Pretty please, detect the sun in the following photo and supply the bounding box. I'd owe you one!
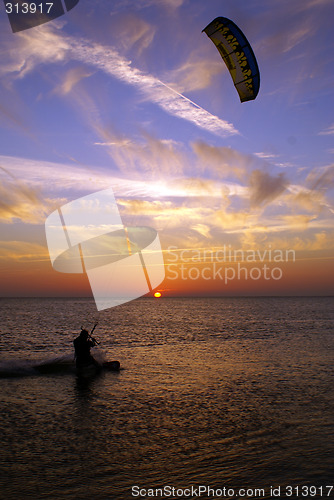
[154,291,162,298]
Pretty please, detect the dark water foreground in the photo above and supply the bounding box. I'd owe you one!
[0,297,333,500]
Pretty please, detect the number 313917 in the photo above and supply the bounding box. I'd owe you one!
[5,3,54,14]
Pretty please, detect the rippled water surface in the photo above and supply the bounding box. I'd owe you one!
[0,297,333,499]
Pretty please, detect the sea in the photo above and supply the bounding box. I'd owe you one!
[0,296,333,500]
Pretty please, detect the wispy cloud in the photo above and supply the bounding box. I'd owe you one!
[254,152,279,160]
[289,189,327,213]
[1,147,332,256]
[55,66,94,95]
[318,124,334,136]
[111,13,156,55]
[6,25,238,137]
[192,141,255,180]
[94,132,188,178]
[257,14,314,58]
[0,153,246,203]
[240,227,334,253]
[0,175,55,224]
[0,241,49,262]
[165,53,223,93]
[306,165,334,190]
[1,152,333,260]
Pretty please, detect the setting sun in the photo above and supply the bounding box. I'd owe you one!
[154,292,162,298]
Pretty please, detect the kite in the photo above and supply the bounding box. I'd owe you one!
[203,17,260,102]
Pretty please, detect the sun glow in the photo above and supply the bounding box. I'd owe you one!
[154,292,162,298]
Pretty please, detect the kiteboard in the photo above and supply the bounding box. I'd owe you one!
[75,360,120,379]
[0,356,121,378]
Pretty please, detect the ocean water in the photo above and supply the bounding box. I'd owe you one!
[0,296,333,500]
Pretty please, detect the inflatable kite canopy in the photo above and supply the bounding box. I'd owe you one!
[203,17,260,102]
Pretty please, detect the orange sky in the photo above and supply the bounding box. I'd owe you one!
[1,243,332,297]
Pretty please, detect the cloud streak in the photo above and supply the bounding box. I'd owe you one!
[0,178,53,224]
[10,25,238,137]
[318,124,334,136]
[71,39,237,136]
[165,53,224,93]
[55,66,94,95]
[112,14,156,55]
[0,241,49,262]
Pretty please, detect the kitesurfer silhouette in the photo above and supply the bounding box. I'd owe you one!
[73,325,98,369]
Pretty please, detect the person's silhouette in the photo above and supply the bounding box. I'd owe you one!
[73,329,98,368]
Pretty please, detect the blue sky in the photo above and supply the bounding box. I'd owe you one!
[0,0,333,295]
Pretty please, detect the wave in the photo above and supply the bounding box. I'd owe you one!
[0,354,75,378]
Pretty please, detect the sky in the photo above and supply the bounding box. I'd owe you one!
[0,0,333,298]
